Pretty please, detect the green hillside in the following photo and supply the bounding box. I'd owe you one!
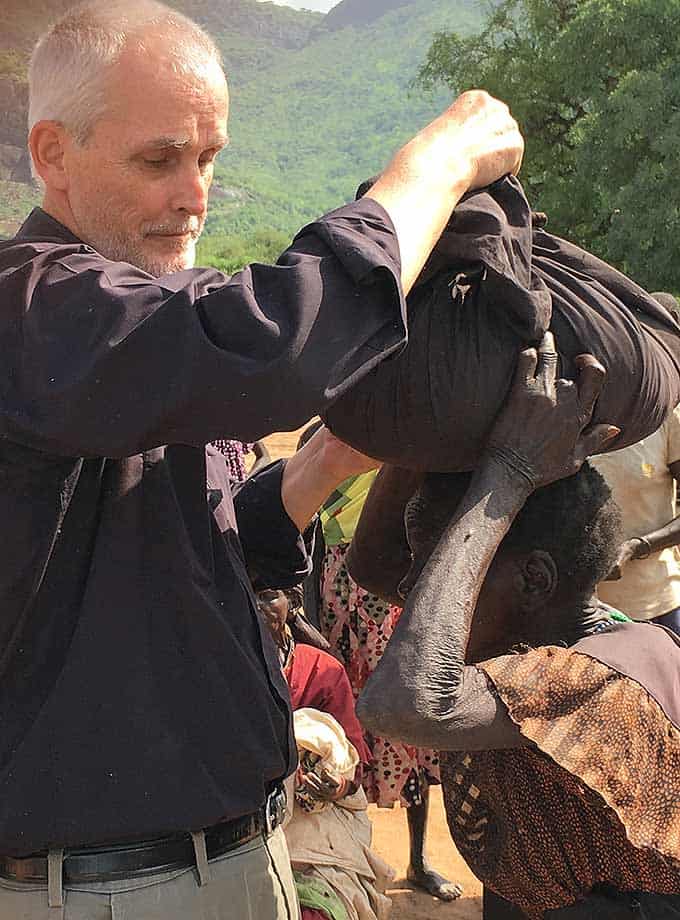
[201,0,481,266]
[322,0,413,30]
[0,0,483,261]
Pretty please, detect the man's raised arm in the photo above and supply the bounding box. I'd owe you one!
[365,91,524,294]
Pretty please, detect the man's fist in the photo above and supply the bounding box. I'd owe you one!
[446,90,524,190]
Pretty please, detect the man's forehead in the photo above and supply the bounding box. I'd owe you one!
[102,44,229,135]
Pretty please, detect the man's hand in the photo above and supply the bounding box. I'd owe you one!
[308,426,379,484]
[281,424,379,533]
[441,90,524,190]
[485,332,620,491]
[365,90,523,294]
[604,538,647,580]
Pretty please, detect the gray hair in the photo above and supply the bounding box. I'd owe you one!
[28,0,223,144]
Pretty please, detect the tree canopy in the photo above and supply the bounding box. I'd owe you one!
[416,0,680,292]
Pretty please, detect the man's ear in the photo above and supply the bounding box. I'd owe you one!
[29,121,69,191]
[513,550,558,611]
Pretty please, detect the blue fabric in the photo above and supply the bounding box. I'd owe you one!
[653,606,680,636]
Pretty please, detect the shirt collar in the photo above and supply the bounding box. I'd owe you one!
[15,207,83,245]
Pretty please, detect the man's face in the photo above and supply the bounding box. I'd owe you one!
[62,41,228,276]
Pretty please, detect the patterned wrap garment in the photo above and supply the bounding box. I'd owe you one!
[441,631,680,918]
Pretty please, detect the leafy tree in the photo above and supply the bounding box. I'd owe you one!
[415,0,680,291]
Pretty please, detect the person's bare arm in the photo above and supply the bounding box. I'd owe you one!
[357,336,618,750]
[281,425,378,533]
[366,91,524,294]
[605,459,680,579]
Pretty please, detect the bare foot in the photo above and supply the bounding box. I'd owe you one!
[407,863,463,901]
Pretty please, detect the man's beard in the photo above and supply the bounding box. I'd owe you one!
[82,215,203,277]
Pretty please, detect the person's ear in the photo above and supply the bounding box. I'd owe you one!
[29,121,70,191]
[513,550,557,611]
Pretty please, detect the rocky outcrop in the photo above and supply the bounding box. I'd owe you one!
[0,77,29,149]
[0,144,23,180]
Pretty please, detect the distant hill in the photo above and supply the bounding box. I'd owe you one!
[207,0,482,241]
[322,0,412,31]
[0,0,483,249]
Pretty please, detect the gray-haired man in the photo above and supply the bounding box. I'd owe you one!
[0,1,523,916]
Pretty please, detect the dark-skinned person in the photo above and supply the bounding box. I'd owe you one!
[256,586,394,920]
[592,400,680,636]
[356,334,680,919]
[0,0,523,914]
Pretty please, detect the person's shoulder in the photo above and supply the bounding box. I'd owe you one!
[295,643,344,673]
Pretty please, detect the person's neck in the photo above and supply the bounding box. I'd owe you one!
[41,192,80,240]
[521,595,611,650]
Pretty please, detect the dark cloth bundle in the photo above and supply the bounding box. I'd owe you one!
[324,176,680,471]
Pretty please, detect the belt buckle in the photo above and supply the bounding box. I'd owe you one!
[265,786,286,835]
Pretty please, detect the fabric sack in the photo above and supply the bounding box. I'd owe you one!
[324,176,680,472]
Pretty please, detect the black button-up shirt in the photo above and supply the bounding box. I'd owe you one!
[0,202,405,855]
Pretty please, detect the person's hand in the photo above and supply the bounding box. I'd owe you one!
[443,90,524,190]
[282,423,379,532]
[299,769,346,803]
[485,332,620,491]
[604,538,647,580]
[307,425,380,484]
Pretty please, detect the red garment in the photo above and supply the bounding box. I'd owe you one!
[285,643,371,765]
[302,912,330,920]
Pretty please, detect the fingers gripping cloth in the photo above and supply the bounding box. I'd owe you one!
[324,176,680,472]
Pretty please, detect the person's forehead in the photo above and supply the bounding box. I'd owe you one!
[101,46,229,143]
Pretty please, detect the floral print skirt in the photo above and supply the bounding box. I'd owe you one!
[319,543,440,808]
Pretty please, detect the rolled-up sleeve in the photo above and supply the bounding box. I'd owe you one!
[2,199,406,457]
[234,460,313,590]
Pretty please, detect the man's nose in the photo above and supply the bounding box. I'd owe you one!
[172,163,209,217]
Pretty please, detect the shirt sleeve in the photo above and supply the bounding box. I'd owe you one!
[233,460,313,590]
[4,199,406,457]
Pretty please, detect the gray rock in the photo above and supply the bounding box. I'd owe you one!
[0,144,22,180]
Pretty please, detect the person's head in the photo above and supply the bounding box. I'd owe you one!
[403,463,621,662]
[256,588,293,649]
[28,0,228,275]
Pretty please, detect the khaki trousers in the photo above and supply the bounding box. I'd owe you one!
[0,826,300,920]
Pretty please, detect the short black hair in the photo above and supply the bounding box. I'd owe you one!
[407,463,622,602]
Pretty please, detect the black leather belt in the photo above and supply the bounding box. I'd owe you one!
[0,785,287,885]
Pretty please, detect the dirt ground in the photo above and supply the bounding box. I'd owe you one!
[369,792,482,920]
[263,427,482,920]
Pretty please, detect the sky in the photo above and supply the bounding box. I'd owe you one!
[259,0,339,10]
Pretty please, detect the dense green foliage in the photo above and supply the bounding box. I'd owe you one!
[196,227,290,273]
[0,0,481,268]
[416,0,680,291]
[206,0,479,249]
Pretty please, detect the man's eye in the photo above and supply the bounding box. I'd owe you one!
[143,158,169,169]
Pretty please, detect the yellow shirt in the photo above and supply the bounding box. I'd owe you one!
[592,405,680,620]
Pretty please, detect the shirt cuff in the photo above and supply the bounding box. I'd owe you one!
[295,197,408,339]
[234,460,313,590]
